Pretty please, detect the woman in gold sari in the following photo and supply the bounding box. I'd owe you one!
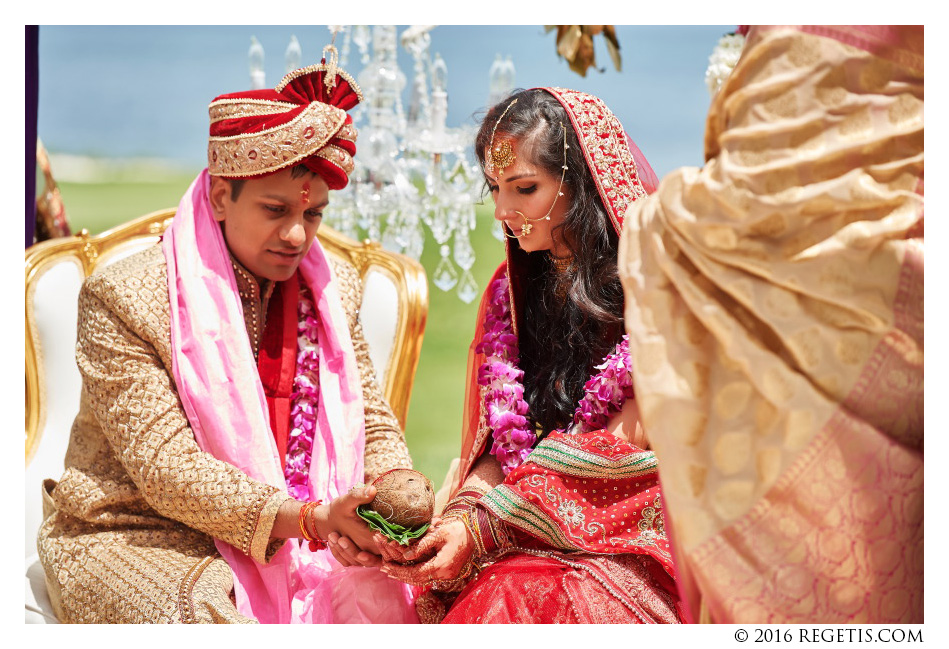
[618,25,923,623]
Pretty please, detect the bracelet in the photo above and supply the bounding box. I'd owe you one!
[443,505,509,559]
[467,511,487,557]
[476,506,510,554]
[442,486,488,518]
[299,500,327,552]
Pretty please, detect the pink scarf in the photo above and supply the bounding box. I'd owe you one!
[163,170,416,623]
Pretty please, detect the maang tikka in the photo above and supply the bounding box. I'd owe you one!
[486,98,518,176]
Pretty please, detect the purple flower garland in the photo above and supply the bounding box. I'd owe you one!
[478,276,635,475]
[475,277,533,475]
[573,336,636,432]
[285,283,321,500]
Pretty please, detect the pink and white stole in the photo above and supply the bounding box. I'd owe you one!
[163,170,415,623]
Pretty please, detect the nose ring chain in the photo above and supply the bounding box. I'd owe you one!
[500,123,569,240]
[503,210,534,238]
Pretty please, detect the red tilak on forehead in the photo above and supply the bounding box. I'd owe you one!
[300,181,310,205]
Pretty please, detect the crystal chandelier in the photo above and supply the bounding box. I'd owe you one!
[247,27,497,303]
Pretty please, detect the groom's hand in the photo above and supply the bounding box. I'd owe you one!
[314,484,383,565]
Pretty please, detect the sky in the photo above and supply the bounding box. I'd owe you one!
[36,25,730,180]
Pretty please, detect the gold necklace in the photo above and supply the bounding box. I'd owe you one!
[548,254,572,274]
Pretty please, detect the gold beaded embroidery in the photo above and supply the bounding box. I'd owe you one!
[36,245,413,622]
[208,98,299,124]
[335,122,358,144]
[177,556,215,623]
[544,87,648,233]
[230,258,271,359]
[274,63,364,102]
[208,101,347,178]
[313,143,356,177]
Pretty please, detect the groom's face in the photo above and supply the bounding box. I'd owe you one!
[209,168,329,282]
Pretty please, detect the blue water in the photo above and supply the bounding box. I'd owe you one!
[37,25,729,179]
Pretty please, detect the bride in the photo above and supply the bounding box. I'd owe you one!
[377,88,682,624]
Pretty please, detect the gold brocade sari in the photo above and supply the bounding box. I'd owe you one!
[618,26,923,623]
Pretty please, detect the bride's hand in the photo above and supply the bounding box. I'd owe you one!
[372,515,442,564]
[379,518,473,586]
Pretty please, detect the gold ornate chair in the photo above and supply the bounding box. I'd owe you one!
[25,208,427,623]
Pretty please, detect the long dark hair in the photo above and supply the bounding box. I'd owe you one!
[475,89,625,437]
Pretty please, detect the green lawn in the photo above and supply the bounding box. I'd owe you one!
[55,176,503,487]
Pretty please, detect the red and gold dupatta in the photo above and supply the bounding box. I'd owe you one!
[449,90,678,602]
[453,87,659,494]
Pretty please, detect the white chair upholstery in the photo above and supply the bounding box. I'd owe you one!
[25,210,427,622]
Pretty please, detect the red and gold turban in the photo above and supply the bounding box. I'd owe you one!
[207,63,362,189]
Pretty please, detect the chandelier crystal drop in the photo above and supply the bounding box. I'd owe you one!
[334,25,483,301]
[248,28,518,302]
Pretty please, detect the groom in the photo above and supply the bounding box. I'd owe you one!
[36,60,418,623]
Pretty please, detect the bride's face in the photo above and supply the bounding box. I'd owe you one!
[484,137,571,256]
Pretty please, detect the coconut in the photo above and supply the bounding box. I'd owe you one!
[368,469,435,528]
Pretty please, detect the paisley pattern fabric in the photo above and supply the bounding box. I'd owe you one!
[36,245,411,623]
[482,431,673,572]
[618,26,923,623]
[441,431,682,624]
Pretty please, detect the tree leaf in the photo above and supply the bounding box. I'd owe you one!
[603,25,622,72]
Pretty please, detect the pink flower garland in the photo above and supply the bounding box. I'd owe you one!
[573,336,635,433]
[476,277,533,475]
[285,283,321,500]
[479,276,635,474]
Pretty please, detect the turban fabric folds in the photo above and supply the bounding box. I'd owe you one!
[207,64,361,189]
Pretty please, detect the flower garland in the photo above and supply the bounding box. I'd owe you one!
[573,335,635,432]
[475,277,533,475]
[285,282,321,500]
[704,32,746,97]
[478,275,635,475]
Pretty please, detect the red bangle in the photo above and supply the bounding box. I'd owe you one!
[299,500,327,551]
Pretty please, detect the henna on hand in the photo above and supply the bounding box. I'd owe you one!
[380,519,473,585]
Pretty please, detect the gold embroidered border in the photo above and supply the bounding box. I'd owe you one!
[248,492,291,563]
[484,472,670,557]
[528,438,659,479]
[545,87,647,233]
[481,486,578,551]
[497,547,652,623]
[208,101,346,178]
[177,556,215,623]
[208,98,299,124]
[335,122,357,144]
[275,64,364,103]
[313,143,355,177]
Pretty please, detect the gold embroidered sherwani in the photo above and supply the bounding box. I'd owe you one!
[36,244,412,623]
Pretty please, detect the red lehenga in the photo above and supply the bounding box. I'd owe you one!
[434,88,680,624]
[443,428,681,624]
